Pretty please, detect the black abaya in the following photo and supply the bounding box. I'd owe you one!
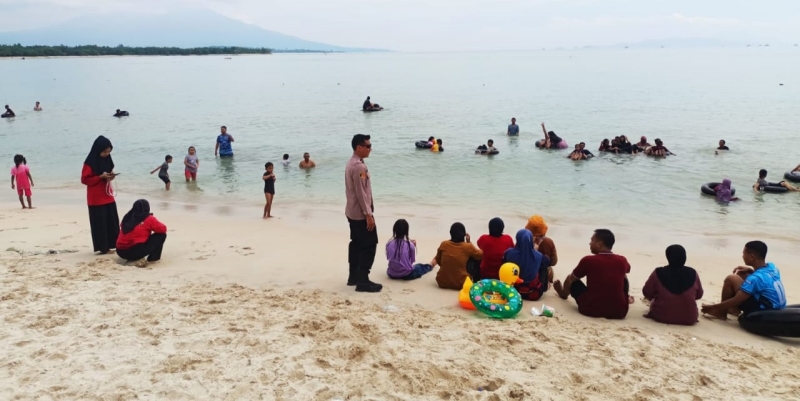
[88,202,120,253]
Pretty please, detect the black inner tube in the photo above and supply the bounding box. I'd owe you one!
[784,171,800,183]
[701,182,736,197]
[739,304,800,337]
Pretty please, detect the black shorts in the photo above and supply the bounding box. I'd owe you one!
[739,297,763,315]
[159,175,170,184]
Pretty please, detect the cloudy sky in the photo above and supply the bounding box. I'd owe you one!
[0,0,797,51]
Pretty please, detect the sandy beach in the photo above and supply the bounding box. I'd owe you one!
[1,190,799,400]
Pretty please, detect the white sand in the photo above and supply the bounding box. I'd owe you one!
[1,190,799,400]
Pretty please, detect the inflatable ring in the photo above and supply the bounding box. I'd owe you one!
[1,113,13,118]
[476,150,500,155]
[469,279,523,319]
[701,182,736,197]
[739,304,800,337]
[415,141,432,149]
[784,171,800,183]
[762,185,788,194]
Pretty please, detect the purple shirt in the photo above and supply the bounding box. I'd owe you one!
[386,239,416,278]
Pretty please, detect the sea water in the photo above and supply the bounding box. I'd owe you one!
[1,49,799,239]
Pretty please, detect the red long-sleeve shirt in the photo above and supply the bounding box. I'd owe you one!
[81,164,115,206]
[116,215,167,250]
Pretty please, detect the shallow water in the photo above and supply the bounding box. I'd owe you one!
[1,48,799,237]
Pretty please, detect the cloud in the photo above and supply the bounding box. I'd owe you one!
[0,0,797,50]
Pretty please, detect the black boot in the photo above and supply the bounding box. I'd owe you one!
[355,271,382,293]
[347,267,358,286]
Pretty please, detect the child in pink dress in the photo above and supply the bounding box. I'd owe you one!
[10,154,34,209]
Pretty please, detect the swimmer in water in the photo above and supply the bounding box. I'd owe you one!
[645,138,675,157]
[431,139,444,152]
[567,144,587,160]
[299,152,316,169]
[753,169,799,192]
[33,102,42,111]
[113,109,128,117]
[2,105,15,117]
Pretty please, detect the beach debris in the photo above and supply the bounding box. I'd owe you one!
[383,305,400,313]
[6,247,78,256]
[531,304,555,317]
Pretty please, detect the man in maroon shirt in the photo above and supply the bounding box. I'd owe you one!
[554,229,633,319]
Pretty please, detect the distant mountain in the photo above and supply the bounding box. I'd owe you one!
[0,9,387,52]
[594,38,749,49]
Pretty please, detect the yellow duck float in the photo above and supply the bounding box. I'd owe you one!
[459,263,523,310]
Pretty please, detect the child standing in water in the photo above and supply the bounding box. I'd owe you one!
[150,155,172,190]
[10,154,34,209]
[184,146,199,182]
[262,162,276,218]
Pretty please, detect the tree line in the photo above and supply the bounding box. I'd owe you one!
[0,44,272,57]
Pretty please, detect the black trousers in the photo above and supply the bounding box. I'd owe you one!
[117,233,167,262]
[348,218,378,278]
[88,202,120,253]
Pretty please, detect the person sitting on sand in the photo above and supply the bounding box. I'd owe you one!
[700,241,786,319]
[504,229,552,301]
[386,219,433,280]
[753,169,799,192]
[507,118,519,136]
[553,229,633,319]
[645,138,675,157]
[116,199,167,268]
[525,215,558,267]
[431,139,444,152]
[716,179,739,202]
[642,245,704,326]
[434,222,483,290]
[34,102,42,111]
[2,105,15,117]
[299,152,316,169]
[476,218,514,280]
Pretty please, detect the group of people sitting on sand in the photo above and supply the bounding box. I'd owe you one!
[384,216,788,325]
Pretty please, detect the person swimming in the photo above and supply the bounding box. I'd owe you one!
[2,105,15,118]
[33,102,42,111]
[645,138,675,157]
[362,96,381,111]
[476,139,497,154]
[113,109,129,117]
[431,139,444,152]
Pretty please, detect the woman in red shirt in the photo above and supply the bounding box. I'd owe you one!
[116,199,167,267]
[81,136,119,254]
[476,218,514,279]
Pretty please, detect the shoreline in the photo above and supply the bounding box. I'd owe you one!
[1,192,799,399]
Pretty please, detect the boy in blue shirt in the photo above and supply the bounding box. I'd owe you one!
[702,241,787,319]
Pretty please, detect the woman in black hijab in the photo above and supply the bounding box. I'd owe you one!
[81,135,119,254]
[642,245,704,325]
[116,199,168,267]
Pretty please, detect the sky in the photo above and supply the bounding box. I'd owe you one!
[0,0,798,51]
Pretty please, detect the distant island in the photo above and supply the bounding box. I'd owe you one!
[0,44,275,58]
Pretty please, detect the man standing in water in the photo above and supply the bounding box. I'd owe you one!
[299,152,316,169]
[507,117,519,136]
[345,134,382,293]
[215,126,235,158]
